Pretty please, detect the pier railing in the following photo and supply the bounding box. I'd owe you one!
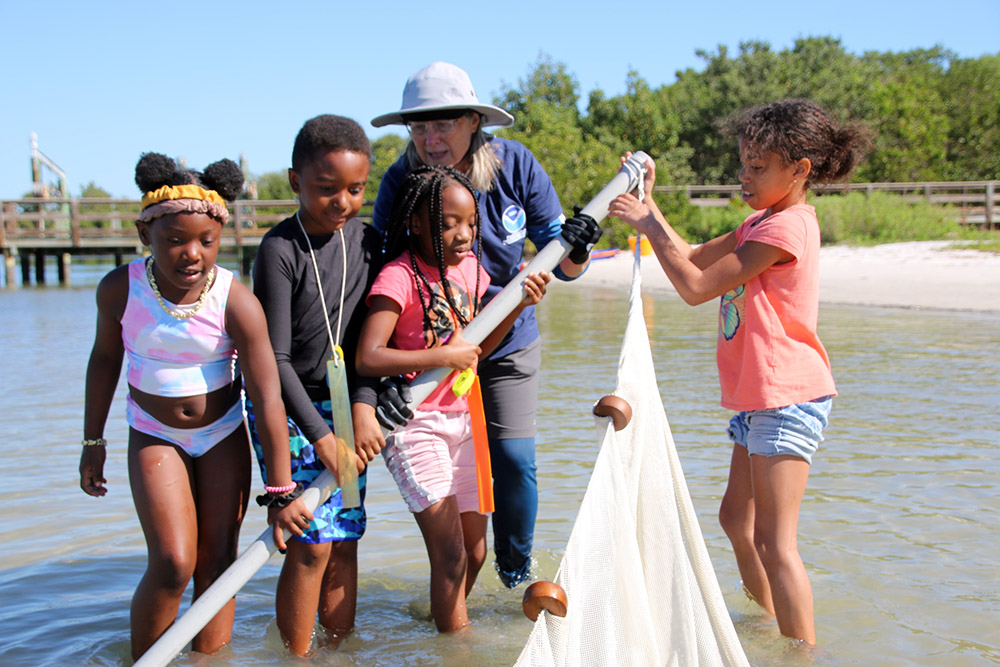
[3,180,995,250]
[0,198,375,250]
[0,198,372,285]
[1,181,996,285]
[654,180,997,227]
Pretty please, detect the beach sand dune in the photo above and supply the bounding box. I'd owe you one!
[564,241,1000,312]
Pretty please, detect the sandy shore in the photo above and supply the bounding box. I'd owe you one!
[561,241,1000,312]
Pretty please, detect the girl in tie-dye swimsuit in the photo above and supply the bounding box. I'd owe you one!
[77,153,312,661]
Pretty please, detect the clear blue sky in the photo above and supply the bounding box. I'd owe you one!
[1,0,997,199]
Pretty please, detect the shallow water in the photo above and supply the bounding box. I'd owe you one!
[1,258,998,665]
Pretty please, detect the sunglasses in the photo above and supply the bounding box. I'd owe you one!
[406,118,463,137]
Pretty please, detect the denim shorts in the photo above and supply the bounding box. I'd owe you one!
[727,396,833,465]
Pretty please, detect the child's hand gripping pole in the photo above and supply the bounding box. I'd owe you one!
[327,345,361,508]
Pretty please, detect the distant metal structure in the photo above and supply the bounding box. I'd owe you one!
[30,132,67,198]
[29,132,70,231]
[240,152,258,200]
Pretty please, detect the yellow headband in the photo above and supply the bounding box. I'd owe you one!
[141,184,226,210]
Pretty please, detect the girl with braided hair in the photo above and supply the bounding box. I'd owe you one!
[357,165,550,632]
[78,153,308,659]
[372,63,602,589]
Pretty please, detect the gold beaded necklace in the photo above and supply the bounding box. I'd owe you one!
[145,256,217,320]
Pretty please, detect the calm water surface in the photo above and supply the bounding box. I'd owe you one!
[1,258,998,665]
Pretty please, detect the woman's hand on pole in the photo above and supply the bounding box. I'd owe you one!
[561,207,603,264]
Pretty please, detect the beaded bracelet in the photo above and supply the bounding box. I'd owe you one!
[82,438,107,447]
[264,482,297,494]
[255,482,305,509]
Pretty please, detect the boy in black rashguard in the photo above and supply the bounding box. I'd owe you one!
[246,115,382,655]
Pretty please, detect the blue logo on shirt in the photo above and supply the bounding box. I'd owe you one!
[501,205,527,245]
[502,205,525,233]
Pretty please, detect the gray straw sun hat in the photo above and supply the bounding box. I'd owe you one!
[371,62,515,129]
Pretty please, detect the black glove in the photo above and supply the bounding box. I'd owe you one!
[561,206,602,264]
[375,377,413,430]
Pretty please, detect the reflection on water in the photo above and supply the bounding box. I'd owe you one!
[1,264,998,666]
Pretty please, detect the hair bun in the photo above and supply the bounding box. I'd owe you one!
[201,159,244,202]
[135,152,179,193]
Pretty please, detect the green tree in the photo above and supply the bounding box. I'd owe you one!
[234,43,1000,242]
[80,181,110,198]
[585,70,695,185]
[254,170,295,200]
[494,56,619,215]
[939,54,1000,179]
[670,41,793,183]
[368,133,407,198]
[78,181,133,228]
[668,38,883,184]
[856,47,951,181]
[496,53,581,121]
[780,37,871,115]
[496,99,619,216]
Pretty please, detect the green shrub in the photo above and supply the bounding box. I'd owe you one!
[673,200,748,244]
[598,190,737,248]
[599,190,966,249]
[813,191,959,245]
[948,238,1000,253]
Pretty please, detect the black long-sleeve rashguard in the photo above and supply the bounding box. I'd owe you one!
[252,215,382,443]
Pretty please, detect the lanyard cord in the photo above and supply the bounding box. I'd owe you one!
[295,211,347,364]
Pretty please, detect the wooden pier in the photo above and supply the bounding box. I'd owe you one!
[2,181,996,287]
[0,198,372,287]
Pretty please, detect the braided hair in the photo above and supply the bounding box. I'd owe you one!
[382,165,483,346]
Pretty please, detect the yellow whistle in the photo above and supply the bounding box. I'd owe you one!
[452,368,476,397]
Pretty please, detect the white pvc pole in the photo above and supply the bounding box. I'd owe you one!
[406,150,649,406]
[134,151,648,667]
[133,475,339,667]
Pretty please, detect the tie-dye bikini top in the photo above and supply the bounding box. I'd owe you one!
[122,257,239,397]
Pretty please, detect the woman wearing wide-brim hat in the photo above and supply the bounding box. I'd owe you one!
[371,61,601,589]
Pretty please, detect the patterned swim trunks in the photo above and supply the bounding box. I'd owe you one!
[246,398,366,544]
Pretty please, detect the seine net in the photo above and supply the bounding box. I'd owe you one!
[515,251,749,667]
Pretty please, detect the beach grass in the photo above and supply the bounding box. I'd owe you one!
[950,238,1000,253]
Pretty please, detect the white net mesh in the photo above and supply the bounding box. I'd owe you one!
[516,251,749,667]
